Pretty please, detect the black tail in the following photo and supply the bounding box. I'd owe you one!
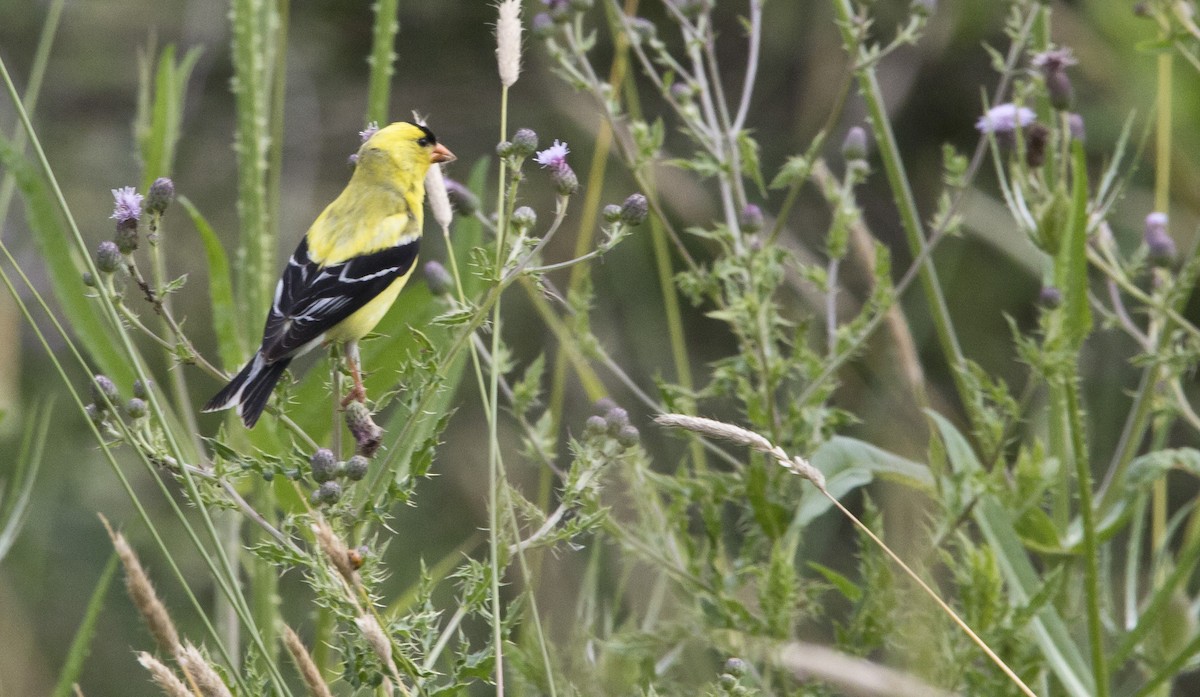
[202,352,292,428]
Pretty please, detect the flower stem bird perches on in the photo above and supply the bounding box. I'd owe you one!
[204,121,455,428]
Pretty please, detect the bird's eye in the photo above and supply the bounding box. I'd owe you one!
[417,136,431,147]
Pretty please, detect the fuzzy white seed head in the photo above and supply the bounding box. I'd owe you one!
[425,163,454,230]
[496,0,523,87]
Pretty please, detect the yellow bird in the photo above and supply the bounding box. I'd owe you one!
[204,121,455,427]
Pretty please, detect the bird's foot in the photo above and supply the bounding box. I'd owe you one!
[340,384,367,407]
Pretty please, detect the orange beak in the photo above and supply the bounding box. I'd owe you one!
[430,143,456,164]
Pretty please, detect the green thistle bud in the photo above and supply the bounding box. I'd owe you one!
[616,424,640,447]
[724,658,747,677]
[841,126,868,163]
[584,415,607,436]
[511,129,539,158]
[496,140,514,158]
[92,374,118,407]
[739,204,763,233]
[511,206,538,230]
[344,455,369,481]
[85,403,103,425]
[444,179,479,217]
[345,402,383,457]
[424,261,454,297]
[602,204,622,224]
[145,177,175,216]
[96,241,123,274]
[619,193,648,226]
[552,165,579,196]
[133,379,151,400]
[310,448,338,483]
[81,271,96,288]
[532,13,556,38]
[604,407,629,432]
[115,223,139,255]
[311,480,342,505]
[125,398,148,419]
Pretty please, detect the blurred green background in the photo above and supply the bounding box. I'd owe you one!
[1,1,1196,694]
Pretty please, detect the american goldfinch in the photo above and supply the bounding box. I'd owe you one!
[204,121,455,427]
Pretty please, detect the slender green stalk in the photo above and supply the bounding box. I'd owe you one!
[1064,378,1108,697]
[488,83,511,695]
[367,0,400,124]
[831,0,977,430]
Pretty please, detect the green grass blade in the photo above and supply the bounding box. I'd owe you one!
[1057,142,1092,346]
[0,399,50,561]
[181,196,244,369]
[0,136,134,385]
[49,553,119,697]
[137,45,201,187]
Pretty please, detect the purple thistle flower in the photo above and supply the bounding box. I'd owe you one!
[1031,48,1077,72]
[109,187,143,224]
[534,140,570,170]
[975,104,1036,135]
[359,122,380,143]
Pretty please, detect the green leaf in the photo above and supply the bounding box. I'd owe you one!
[929,411,1095,697]
[737,130,766,196]
[0,136,134,385]
[181,196,244,370]
[136,44,201,187]
[0,399,50,561]
[808,561,862,602]
[1055,142,1092,347]
[50,553,118,697]
[770,155,812,189]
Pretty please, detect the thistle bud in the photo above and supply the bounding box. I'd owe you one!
[604,407,629,433]
[620,193,649,226]
[115,224,139,255]
[133,379,152,400]
[584,415,607,436]
[511,128,539,158]
[444,179,480,217]
[343,455,369,481]
[1032,49,1077,112]
[310,448,338,483]
[629,17,657,44]
[511,206,538,230]
[739,204,763,233]
[311,480,342,505]
[1144,211,1176,264]
[1067,113,1085,142]
[126,398,148,419]
[496,140,514,158]
[724,658,748,677]
[424,261,454,297]
[602,204,623,224]
[1024,123,1050,168]
[841,126,868,163]
[532,13,555,38]
[145,178,175,216]
[92,374,118,407]
[96,241,123,273]
[81,271,96,287]
[616,424,640,447]
[552,165,579,196]
[1038,285,1062,308]
[345,402,383,457]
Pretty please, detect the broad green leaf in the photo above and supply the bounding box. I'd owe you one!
[0,136,133,385]
[790,436,932,529]
[181,196,244,370]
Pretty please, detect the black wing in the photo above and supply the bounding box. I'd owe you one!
[259,236,420,362]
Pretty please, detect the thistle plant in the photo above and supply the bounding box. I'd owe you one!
[7,1,1200,696]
